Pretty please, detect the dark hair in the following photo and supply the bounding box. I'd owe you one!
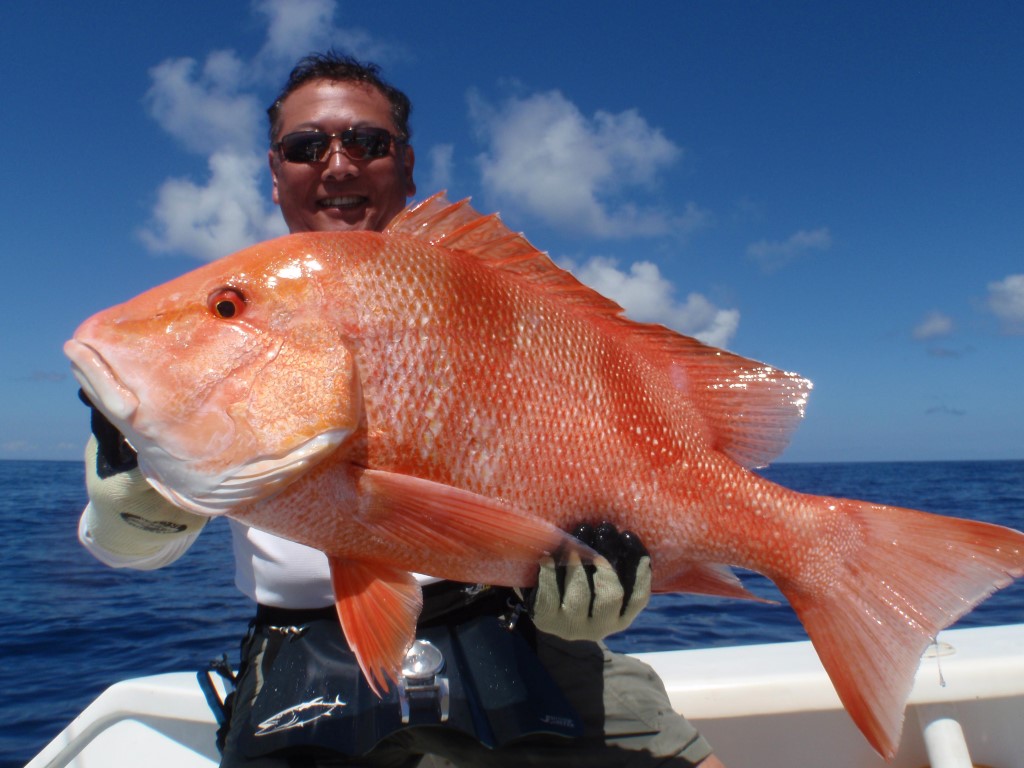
[267,51,412,144]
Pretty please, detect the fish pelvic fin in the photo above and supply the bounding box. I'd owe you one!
[784,498,1024,759]
[355,469,596,586]
[329,557,422,697]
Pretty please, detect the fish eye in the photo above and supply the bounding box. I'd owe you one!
[209,288,246,319]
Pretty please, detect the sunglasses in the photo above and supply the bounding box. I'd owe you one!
[274,127,400,163]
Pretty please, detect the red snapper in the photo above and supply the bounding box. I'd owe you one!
[65,194,1024,758]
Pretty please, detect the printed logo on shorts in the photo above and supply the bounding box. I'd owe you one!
[255,695,347,736]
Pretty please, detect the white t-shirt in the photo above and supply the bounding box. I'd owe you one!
[228,520,336,608]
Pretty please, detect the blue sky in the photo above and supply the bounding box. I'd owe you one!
[3,0,1022,463]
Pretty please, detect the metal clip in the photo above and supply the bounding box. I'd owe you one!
[499,597,526,631]
[268,624,309,638]
[397,639,449,724]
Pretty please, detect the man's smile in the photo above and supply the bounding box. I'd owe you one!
[318,195,367,209]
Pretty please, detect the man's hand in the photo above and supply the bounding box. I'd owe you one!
[83,434,209,558]
[82,389,140,479]
[80,393,207,559]
[527,522,652,642]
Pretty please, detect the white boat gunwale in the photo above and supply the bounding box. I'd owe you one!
[28,622,1024,768]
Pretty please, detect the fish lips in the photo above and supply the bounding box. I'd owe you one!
[64,339,140,426]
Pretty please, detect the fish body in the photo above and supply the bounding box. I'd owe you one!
[66,195,1024,758]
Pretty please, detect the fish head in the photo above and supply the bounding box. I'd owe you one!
[65,233,363,515]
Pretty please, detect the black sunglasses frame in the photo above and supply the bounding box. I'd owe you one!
[274,127,401,163]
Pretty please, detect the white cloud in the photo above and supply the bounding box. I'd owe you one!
[561,255,739,348]
[139,0,400,260]
[424,144,455,194]
[255,0,337,64]
[912,311,954,340]
[986,274,1024,333]
[140,151,287,261]
[925,404,966,417]
[747,227,832,272]
[253,0,400,74]
[469,89,702,238]
[141,49,278,259]
[144,52,263,156]
[0,441,35,455]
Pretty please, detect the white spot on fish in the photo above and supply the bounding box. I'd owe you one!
[277,263,304,280]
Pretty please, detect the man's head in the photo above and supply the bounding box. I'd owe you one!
[268,52,416,234]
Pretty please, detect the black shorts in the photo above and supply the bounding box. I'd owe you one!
[217,583,711,767]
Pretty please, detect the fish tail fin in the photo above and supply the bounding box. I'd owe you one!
[784,498,1024,758]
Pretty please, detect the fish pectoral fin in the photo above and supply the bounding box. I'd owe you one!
[356,469,596,586]
[656,563,774,603]
[328,557,422,697]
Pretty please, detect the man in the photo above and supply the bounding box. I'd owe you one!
[80,52,724,767]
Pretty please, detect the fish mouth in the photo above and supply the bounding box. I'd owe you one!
[64,339,139,424]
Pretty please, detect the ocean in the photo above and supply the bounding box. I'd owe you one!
[4,459,1023,767]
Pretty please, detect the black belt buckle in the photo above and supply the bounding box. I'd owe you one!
[397,639,449,724]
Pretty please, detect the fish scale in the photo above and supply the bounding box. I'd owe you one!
[65,193,1024,758]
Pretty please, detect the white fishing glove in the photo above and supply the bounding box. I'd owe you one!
[79,395,207,566]
[527,522,652,642]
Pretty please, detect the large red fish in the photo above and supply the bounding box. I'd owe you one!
[65,194,1024,758]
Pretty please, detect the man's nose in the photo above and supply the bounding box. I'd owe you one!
[322,139,359,177]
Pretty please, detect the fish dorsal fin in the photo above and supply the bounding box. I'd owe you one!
[388,193,811,468]
[386,192,481,240]
[387,192,622,313]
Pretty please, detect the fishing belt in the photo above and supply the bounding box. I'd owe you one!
[210,581,583,761]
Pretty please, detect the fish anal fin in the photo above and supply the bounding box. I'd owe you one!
[328,557,422,697]
[356,468,596,587]
[783,498,1024,758]
[656,562,773,603]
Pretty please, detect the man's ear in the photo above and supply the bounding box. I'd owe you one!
[402,145,416,197]
[268,149,281,205]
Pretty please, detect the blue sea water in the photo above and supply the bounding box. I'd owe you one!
[3,459,1023,767]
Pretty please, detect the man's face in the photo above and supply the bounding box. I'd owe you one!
[269,79,416,234]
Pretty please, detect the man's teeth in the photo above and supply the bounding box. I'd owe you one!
[319,196,365,208]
